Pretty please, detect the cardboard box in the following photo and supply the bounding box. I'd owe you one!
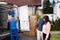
[8,15,12,19]
[30,24,37,30]
[23,15,37,36]
[8,14,17,19]
[24,31,30,36]
[30,15,37,20]
[30,27,36,32]
[29,31,35,36]
[30,15,37,30]
[24,31,35,36]
[24,29,36,36]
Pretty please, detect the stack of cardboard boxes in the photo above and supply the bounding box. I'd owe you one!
[24,15,37,36]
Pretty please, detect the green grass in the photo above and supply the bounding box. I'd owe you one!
[50,34,60,40]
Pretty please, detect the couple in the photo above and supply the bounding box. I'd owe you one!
[37,10,51,40]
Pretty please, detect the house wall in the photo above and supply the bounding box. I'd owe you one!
[54,3,60,18]
[14,6,35,16]
[14,5,57,21]
[28,7,35,15]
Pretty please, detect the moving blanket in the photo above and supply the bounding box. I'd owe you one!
[19,5,30,31]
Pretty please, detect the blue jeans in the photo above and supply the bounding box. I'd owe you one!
[10,29,19,40]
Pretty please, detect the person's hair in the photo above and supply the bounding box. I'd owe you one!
[10,7,13,9]
[43,15,50,24]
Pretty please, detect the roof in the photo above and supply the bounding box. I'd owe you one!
[0,0,41,6]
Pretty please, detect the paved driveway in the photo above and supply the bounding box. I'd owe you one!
[1,33,37,40]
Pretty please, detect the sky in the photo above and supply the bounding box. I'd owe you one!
[41,0,60,6]
[50,0,60,3]
[42,0,60,3]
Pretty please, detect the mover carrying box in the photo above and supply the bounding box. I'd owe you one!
[8,14,17,19]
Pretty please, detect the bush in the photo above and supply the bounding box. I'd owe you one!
[51,18,60,31]
[32,14,40,20]
[43,7,53,14]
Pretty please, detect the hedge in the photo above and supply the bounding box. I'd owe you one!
[51,18,60,31]
[43,7,53,14]
[32,14,60,31]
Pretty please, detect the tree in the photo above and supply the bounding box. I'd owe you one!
[43,0,53,14]
[53,0,55,4]
[57,0,60,3]
[52,0,55,7]
[43,0,46,8]
[46,0,51,8]
[43,0,51,8]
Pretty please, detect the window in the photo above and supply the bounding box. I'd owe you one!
[59,6,60,8]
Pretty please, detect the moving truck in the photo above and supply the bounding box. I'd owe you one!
[0,3,12,40]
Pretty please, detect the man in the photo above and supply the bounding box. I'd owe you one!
[8,7,15,30]
[8,7,15,17]
[37,10,44,40]
[8,16,19,40]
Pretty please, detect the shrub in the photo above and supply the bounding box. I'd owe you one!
[32,14,40,20]
[51,18,60,31]
[43,7,53,14]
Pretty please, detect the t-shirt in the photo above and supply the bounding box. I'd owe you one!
[8,18,17,30]
[38,18,44,31]
[8,11,15,17]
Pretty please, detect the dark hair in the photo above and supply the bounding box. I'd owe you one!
[43,15,50,24]
[10,7,13,9]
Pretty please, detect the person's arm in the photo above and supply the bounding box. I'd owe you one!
[16,19,19,29]
[45,22,51,40]
[37,19,40,24]
[37,19,40,28]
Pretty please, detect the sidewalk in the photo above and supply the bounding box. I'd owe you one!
[51,31,60,34]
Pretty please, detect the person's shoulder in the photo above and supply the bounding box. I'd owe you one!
[38,18,43,21]
[38,18,42,19]
[40,18,43,19]
[47,22,51,25]
[40,18,43,21]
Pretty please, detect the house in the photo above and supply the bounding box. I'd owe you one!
[43,2,60,21]
[53,2,60,18]
[0,0,41,38]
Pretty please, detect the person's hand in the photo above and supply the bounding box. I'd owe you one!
[45,38,48,40]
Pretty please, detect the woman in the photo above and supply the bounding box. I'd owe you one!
[42,16,51,40]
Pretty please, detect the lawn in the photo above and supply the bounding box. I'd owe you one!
[50,34,60,40]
